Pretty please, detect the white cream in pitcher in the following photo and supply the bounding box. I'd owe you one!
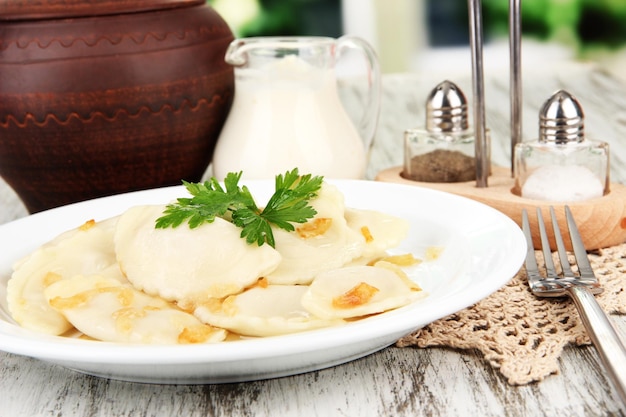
[212,36,381,179]
[213,56,366,179]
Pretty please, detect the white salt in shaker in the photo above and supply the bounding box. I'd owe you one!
[513,90,609,201]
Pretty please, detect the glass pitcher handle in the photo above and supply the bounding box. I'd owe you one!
[336,35,382,152]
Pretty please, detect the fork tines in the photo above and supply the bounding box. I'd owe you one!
[522,206,602,296]
[522,207,626,404]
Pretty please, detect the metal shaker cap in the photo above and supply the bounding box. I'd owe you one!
[426,80,469,133]
[539,90,584,144]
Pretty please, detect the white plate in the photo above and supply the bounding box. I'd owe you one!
[0,180,526,384]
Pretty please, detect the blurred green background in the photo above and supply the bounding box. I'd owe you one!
[207,0,343,38]
[208,0,626,54]
[482,0,626,56]
[207,0,626,76]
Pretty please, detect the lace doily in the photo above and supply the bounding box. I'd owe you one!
[396,243,626,385]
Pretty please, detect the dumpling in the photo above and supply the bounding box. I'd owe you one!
[7,217,120,335]
[45,275,226,344]
[114,205,282,309]
[301,263,427,319]
[194,284,344,337]
[265,183,365,285]
[344,208,410,259]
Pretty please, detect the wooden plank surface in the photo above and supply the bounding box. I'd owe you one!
[1,63,626,416]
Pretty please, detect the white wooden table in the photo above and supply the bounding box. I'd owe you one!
[1,64,626,416]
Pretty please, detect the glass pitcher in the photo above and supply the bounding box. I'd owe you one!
[212,36,381,179]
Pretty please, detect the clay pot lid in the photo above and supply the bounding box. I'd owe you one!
[0,0,206,20]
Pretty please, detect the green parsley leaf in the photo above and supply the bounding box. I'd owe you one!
[262,170,324,231]
[155,168,323,248]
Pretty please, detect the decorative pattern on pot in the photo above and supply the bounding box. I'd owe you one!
[0,0,235,212]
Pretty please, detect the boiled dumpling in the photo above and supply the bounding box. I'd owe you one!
[344,208,410,259]
[45,275,226,344]
[301,263,427,319]
[7,217,120,335]
[114,205,282,309]
[194,284,344,337]
[265,183,365,285]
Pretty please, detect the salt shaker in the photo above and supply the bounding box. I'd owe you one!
[402,80,488,183]
[513,90,609,201]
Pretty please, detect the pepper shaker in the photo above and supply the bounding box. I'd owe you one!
[513,90,609,201]
[402,80,489,183]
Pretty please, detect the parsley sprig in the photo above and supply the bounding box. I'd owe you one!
[155,168,324,248]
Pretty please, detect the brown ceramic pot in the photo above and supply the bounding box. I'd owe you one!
[0,0,235,212]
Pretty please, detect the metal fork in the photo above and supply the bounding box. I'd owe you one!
[522,206,626,404]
